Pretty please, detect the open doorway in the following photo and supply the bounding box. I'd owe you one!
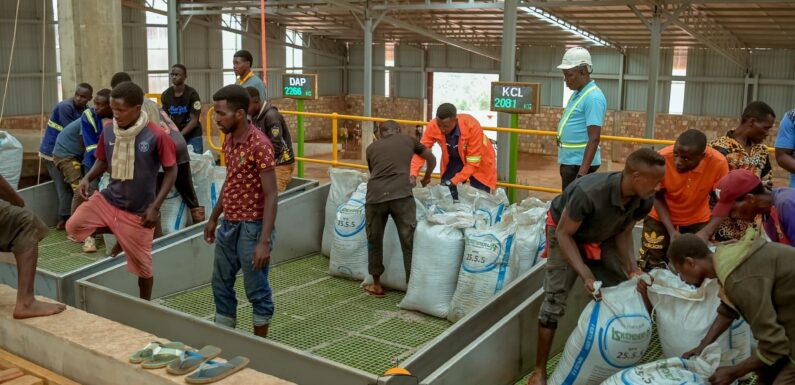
[428,72,499,172]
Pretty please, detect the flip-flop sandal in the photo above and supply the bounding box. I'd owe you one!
[166,345,222,375]
[364,286,386,298]
[185,356,250,384]
[129,341,184,364]
[141,345,188,369]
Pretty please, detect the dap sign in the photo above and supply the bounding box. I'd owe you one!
[282,74,318,100]
[490,82,541,114]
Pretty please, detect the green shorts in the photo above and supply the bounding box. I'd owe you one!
[538,225,628,328]
[0,201,48,254]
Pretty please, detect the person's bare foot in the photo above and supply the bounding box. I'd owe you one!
[110,243,123,257]
[527,371,547,385]
[13,299,66,319]
[55,220,66,230]
[364,284,385,298]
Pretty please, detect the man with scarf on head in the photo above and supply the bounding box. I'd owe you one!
[66,82,177,300]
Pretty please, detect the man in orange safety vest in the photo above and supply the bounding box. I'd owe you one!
[410,103,497,199]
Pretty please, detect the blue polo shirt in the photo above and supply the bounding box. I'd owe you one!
[775,109,795,187]
[557,80,606,167]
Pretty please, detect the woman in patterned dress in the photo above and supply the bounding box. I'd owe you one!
[706,101,776,241]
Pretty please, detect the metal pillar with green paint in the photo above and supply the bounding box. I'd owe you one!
[297,99,305,177]
[508,113,519,203]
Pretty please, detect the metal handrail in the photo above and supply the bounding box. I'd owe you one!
[144,93,162,105]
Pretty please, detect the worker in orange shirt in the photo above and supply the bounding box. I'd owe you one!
[410,103,497,199]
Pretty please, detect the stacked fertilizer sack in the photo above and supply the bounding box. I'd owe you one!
[158,150,224,235]
[547,269,753,385]
[602,343,725,385]
[322,168,549,321]
[0,131,23,189]
[549,277,654,385]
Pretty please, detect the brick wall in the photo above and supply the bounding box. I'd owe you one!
[0,114,48,131]
[5,100,787,179]
[515,107,785,178]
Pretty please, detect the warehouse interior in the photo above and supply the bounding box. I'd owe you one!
[0,0,794,384]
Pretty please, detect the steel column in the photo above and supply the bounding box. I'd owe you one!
[360,16,375,161]
[497,0,518,182]
[645,7,662,139]
[363,17,373,118]
[167,0,179,66]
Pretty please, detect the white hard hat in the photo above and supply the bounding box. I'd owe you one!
[557,47,592,70]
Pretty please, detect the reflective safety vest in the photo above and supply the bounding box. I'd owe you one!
[556,83,600,149]
[410,113,497,190]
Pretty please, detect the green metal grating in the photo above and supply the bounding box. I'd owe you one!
[157,254,454,375]
[314,335,408,375]
[514,325,757,385]
[37,228,107,274]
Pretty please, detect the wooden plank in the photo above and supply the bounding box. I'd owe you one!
[0,349,79,385]
[0,368,24,382]
[3,375,44,385]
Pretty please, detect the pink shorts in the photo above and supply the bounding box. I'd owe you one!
[66,193,154,278]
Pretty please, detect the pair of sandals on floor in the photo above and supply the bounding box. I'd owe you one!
[129,341,249,384]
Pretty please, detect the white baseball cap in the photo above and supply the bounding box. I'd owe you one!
[557,47,593,70]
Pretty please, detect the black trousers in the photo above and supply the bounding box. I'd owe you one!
[365,196,416,279]
[157,162,200,209]
[560,164,600,191]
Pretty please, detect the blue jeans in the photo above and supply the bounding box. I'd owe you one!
[212,219,275,327]
[186,136,204,154]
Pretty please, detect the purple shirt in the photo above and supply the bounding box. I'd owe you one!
[764,188,795,245]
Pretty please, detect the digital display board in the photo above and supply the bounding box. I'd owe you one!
[282,74,318,100]
[490,82,541,114]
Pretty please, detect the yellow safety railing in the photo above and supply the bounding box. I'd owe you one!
[203,108,759,196]
[206,106,225,165]
[144,93,162,105]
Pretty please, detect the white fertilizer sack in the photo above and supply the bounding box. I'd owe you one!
[329,182,368,280]
[601,344,723,385]
[399,208,470,318]
[549,277,652,385]
[0,131,23,189]
[447,214,517,322]
[322,168,368,256]
[647,269,753,368]
[514,198,549,277]
[188,150,215,213]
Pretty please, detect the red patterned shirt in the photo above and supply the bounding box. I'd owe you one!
[222,124,276,221]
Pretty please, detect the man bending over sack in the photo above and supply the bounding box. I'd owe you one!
[66,82,177,300]
[528,148,665,385]
[0,175,67,318]
[698,169,795,246]
[669,232,795,385]
[410,103,496,199]
[638,129,728,271]
[363,120,435,297]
